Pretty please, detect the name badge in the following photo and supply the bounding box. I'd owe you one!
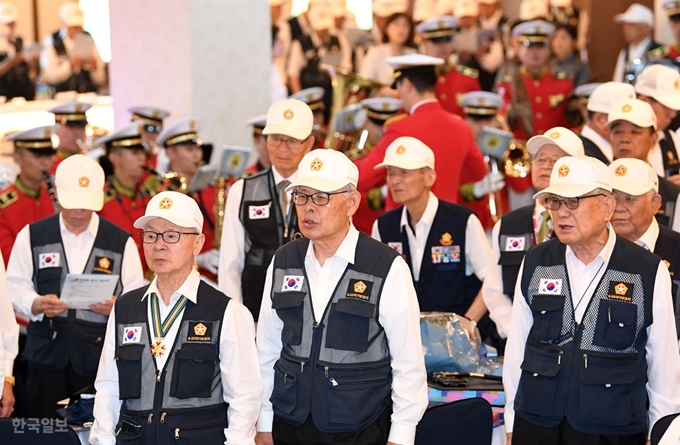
[38,252,61,269]
[538,278,563,295]
[431,245,460,264]
[248,205,270,219]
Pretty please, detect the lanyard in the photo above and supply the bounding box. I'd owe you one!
[150,292,187,339]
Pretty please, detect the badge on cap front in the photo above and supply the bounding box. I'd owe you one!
[78,176,90,188]
[160,197,173,209]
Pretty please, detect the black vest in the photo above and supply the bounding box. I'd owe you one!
[113,281,230,444]
[656,176,680,229]
[377,200,480,314]
[288,16,305,43]
[51,30,97,93]
[25,214,128,376]
[0,37,34,100]
[579,134,610,165]
[654,224,680,338]
[297,34,340,122]
[238,168,298,320]
[659,129,680,177]
[498,204,536,298]
[517,236,656,435]
[269,233,396,433]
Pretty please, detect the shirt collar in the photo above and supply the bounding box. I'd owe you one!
[581,125,613,161]
[59,212,99,238]
[306,224,359,266]
[636,217,659,252]
[565,223,616,266]
[272,165,298,186]
[410,99,439,115]
[142,268,201,305]
[400,192,438,232]
[631,36,651,52]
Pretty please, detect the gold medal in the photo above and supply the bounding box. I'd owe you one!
[150,338,166,358]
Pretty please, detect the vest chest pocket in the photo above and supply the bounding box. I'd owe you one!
[529,295,565,342]
[579,355,638,425]
[36,267,62,291]
[593,301,638,350]
[517,345,562,417]
[170,343,218,400]
[71,318,107,377]
[326,298,375,352]
[115,344,145,400]
[272,291,306,346]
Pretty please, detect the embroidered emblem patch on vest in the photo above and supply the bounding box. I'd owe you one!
[94,256,113,274]
[608,281,634,302]
[187,321,212,342]
[347,279,372,300]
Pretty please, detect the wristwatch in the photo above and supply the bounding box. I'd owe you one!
[4,376,15,386]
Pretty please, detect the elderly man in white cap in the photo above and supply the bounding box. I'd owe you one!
[219,98,315,321]
[256,149,427,445]
[608,97,680,231]
[504,155,680,445]
[0,2,35,100]
[612,3,659,83]
[482,127,584,350]
[6,154,144,418]
[635,64,680,184]
[90,190,262,445]
[579,81,636,165]
[39,2,105,93]
[371,137,494,336]
[609,158,680,338]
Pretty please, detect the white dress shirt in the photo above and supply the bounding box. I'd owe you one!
[503,228,680,436]
[581,125,613,163]
[0,253,17,380]
[635,217,660,251]
[90,269,262,445]
[7,213,144,322]
[370,192,492,281]
[482,201,549,339]
[613,36,652,83]
[256,225,429,445]
[359,44,417,85]
[218,167,297,304]
[39,28,106,87]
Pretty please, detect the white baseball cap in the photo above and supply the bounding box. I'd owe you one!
[534,156,612,199]
[519,0,549,21]
[0,3,18,24]
[308,3,334,31]
[286,149,358,193]
[60,2,84,27]
[606,98,658,130]
[134,191,204,232]
[586,82,636,114]
[455,0,479,18]
[610,158,659,195]
[263,98,314,141]
[55,154,105,211]
[614,3,654,26]
[375,136,435,170]
[635,64,680,110]
[526,127,585,157]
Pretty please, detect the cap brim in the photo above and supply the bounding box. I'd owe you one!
[133,215,202,232]
[262,124,311,140]
[58,189,103,211]
[606,118,656,130]
[285,177,354,193]
[374,160,430,170]
[533,183,598,199]
[655,93,680,111]
[612,183,654,195]
[526,135,552,156]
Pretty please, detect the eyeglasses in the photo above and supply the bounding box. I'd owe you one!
[545,194,606,211]
[140,231,199,244]
[532,155,564,166]
[267,135,303,150]
[293,191,346,206]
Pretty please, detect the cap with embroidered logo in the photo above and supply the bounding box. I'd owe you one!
[663,1,680,18]
[128,105,171,133]
[610,158,659,195]
[360,97,402,122]
[635,64,680,111]
[606,98,658,130]
[285,149,358,193]
[289,87,326,112]
[49,100,91,125]
[534,156,612,199]
[245,114,267,137]
[134,191,204,232]
[7,126,56,154]
[263,98,314,141]
[526,127,585,157]
[55,154,105,211]
[375,136,435,170]
[585,82,636,114]
[460,91,504,117]
[614,3,654,25]
[415,15,458,41]
[513,20,555,46]
[96,122,147,151]
[387,54,445,88]
[156,117,202,148]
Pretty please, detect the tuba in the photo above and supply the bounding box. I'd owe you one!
[496,115,531,178]
[321,65,383,152]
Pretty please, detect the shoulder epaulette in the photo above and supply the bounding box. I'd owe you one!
[104,188,116,204]
[0,190,18,208]
[384,113,408,128]
[501,73,513,83]
[456,64,479,79]
[647,45,669,60]
[553,70,570,80]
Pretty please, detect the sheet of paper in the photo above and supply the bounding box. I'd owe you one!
[71,33,94,59]
[60,274,119,310]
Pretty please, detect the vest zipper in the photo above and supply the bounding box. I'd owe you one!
[147,413,153,424]
[175,428,180,439]
[583,353,588,368]
[558,350,564,365]
[160,412,166,423]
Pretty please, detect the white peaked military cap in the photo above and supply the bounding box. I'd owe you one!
[415,15,458,40]
[128,105,171,131]
[460,91,504,116]
[610,158,659,195]
[7,126,56,153]
[526,127,585,157]
[55,154,105,211]
[513,20,556,46]
[96,122,146,149]
[534,156,612,199]
[289,87,326,111]
[245,114,268,136]
[606,98,658,130]
[586,82,636,114]
[663,1,680,17]
[360,97,403,121]
[387,54,445,87]
[48,100,91,124]
[134,191,204,232]
[156,117,202,148]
